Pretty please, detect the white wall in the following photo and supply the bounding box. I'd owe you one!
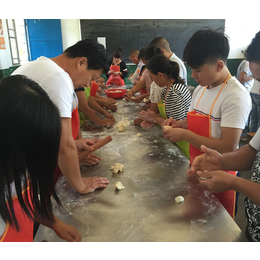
[226,18,260,59]
[0,19,12,69]
[60,19,81,51]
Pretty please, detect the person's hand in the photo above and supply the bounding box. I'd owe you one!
[78,176,109,194]
[187,145,224,176]
[104,112,115,121]
[97,87,102,94]
[87,137,99,143]
[138,109,157,123]
[52,219,82,242]
[125,90,133,101]
[140,120,155,129]
[196,170,234,193]
[80,154,102,166]
[134,95,144,103]
[162,128,186,143]
[75,138,95,152]
[161,118,180,128]
[106,98,117,105]
[100,118,115,126]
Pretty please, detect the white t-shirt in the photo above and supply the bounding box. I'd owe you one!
[236,60,254,92]
[149,81,164,103]
[250,79,260,95]
[190,76,252,139]
[129,60,145,83]
[169,53,187,86]
[249,128,260,150]
[12,56,74,118]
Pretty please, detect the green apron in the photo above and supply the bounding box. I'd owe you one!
[158,99,190,159]
[79,86,91,126]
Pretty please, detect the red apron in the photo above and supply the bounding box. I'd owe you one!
[0,183,34,242]
[106,64,125,86]
[53,92,80,184]
[138,67,148,94]
[187,74,236,218]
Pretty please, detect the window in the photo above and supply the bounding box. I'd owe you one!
[6,19,20,65]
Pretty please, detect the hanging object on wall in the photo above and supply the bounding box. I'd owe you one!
[0,19,6,49]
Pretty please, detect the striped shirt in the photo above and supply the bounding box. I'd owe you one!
[162,83,191,120]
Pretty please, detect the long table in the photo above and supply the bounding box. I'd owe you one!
[34,98,247,242]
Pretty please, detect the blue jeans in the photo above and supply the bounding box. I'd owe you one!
[250,93,260,132]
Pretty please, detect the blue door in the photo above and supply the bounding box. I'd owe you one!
[25,19,63,61]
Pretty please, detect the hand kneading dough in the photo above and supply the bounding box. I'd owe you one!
[110,163,124,174]
[163,126,172,130]
[115,182,125,190]
[175,196,184,203]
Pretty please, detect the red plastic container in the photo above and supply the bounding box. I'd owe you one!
[105,89,127,99]
[90,81,99,96]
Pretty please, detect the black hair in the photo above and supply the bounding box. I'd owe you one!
[183,28,229,69]
[138,48,146,60]
[244,31,260,63]
[146,54,185,84]
[63,39,109,73]
[0,75,61,231]
[113,47,122,59]
[149,37,171,53]
[144,45,163,62]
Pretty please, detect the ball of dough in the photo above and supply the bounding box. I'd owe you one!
[118,125,125,132]
[137,133,142,137]
[163,126,172,130]
[110,163,124,174]
[115,182,125,190]
[175,196,184,203]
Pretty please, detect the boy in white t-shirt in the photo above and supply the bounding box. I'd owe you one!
[187,31,260,242]
[162,29,251,218]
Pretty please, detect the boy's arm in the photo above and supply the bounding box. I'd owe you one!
[164,126,242,154]
[126,79,146,99]
[197,170,260,206]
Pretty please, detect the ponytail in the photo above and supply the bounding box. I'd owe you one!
[146,55,185,84]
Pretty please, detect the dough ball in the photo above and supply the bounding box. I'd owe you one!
[175,196,184,203]
[163,126,172,130]
[107,109,111,113]
[110,163,124,174]
[131,97,136,100]
[114,102,118,106]
[115,182,125,190]
[118,124,125,132]
[143,97,149,103]
[137,133,142,137]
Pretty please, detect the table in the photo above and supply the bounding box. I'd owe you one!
[34,98,247,242]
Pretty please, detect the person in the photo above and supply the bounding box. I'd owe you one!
[106,47,127,86]
[12,39,110,194]
[249,80,260,132]
[0,75,81,242]
[75,86,116,127]
[149,37,187,85]
[162,28,251,218]
[128,49,145,84]
[236,59,254,92]
[236,59,254,140]
[138,54,191,158]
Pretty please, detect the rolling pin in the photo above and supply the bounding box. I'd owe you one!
[78,135,112,161]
